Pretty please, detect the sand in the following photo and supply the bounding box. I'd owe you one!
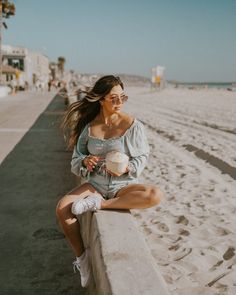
[124,87,236,295]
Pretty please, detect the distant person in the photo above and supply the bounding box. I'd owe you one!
[51,80,57,90]
[35,80,40,91]
[24,81,29,91]
[56,75,163,288]
[9,78,17,94]
[48,79,52,92]
[58,82,69,106]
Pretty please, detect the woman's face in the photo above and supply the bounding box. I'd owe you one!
[102,85,128,113]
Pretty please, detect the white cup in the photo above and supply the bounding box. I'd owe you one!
[105,151,129,174]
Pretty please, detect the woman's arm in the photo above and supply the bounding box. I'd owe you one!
[127,153,149,178]
[71,125,89,177]
[125,120,150,178]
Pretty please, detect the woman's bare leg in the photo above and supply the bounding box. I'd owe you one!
[56,183,163,256]
[101,184,163,210]
[56,182,103,257]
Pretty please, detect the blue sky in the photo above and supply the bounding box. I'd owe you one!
[3,0,236,82]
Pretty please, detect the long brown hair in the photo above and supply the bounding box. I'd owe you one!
[61,75,124,149]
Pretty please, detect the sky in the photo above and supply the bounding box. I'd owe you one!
[3,0,236,82]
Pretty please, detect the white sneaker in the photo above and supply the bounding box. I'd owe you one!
[71,194,104,215]
[73,249,91,288]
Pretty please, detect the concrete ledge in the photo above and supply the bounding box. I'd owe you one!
[78,210,169,295]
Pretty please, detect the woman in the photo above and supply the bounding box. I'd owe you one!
[56,75,163,288]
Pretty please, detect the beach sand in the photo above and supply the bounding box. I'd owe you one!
[124,87,236,295]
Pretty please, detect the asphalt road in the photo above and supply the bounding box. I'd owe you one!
[0,92,85,294]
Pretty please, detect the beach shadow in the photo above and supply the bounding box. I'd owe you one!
[183,144,236,180]
[0,94,86,294]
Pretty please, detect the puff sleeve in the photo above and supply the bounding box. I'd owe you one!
[71,124,89,177]
[125,120,150,178]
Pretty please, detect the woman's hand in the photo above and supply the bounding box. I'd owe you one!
[83,155,102,172]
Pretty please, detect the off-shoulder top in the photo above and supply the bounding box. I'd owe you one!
[71,118,149,180]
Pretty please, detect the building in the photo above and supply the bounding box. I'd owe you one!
[2,64,17,82]
[2,44,50,89]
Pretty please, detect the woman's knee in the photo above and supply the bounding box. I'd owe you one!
[56,195,73,220]
[146,186,163,206]
[56,183,96,220]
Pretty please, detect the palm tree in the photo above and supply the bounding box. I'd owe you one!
[2,1,15,18]
[0,0,15,84]
[49,62,57,80]
[57,56,66,78]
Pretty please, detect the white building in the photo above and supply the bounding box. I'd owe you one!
[2,44,50,89]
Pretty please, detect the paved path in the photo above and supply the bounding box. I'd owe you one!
[0,92,85,294]
[0,91,54,163]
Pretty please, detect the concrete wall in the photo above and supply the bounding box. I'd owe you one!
[78,210,169,295]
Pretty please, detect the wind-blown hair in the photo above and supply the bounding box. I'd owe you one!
[61,75,124,149]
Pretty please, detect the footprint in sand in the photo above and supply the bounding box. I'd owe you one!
[133,212,142,219]
[196,201,205,209]
[157,222,169,232]
[142,227,152,235]
[168,244,180,251]
[231,207,236,214]
[160,247,192,265]
[216,227,231,236]
[209,179,217,185]
[179,228,190,236]
[223,247,235,260]
[176,215,189,225]
[172,248,192,261]
[209,260,224,271]
[155,207,162,212]
[176,165,184,169]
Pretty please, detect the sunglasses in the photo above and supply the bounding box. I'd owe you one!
[107,94,128,105]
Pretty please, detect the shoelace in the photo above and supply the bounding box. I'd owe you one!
[81,197,97,212]
[73,260,81,273]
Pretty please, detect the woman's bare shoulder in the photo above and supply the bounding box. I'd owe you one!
[121,113,135,125]
[90,115,102,126]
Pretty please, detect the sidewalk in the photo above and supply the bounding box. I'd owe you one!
[0,91,55,163]
[0,93,85,294]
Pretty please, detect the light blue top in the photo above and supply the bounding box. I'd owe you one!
[71,118,150,182]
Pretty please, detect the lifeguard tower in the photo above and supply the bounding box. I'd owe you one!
[151,66,165,90]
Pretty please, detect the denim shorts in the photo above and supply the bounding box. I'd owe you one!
[88,169,138,200]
